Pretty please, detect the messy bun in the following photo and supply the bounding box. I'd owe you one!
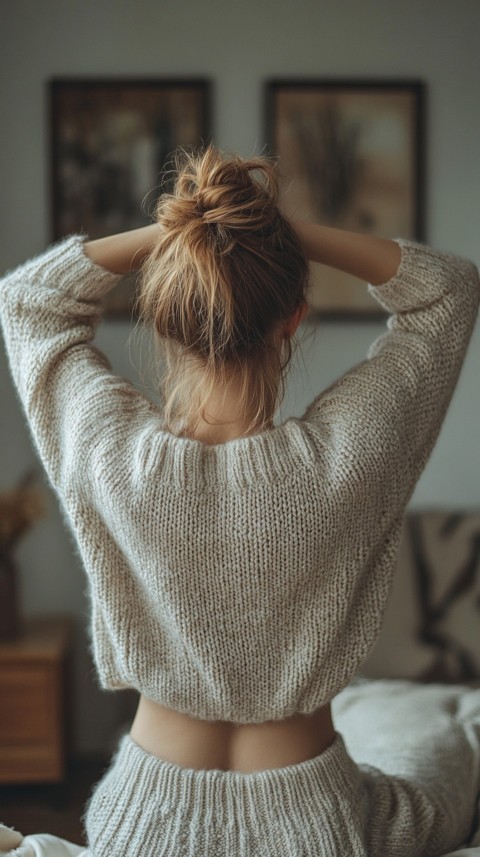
[135,143,310,438]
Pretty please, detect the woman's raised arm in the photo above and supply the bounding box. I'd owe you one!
[290,218,402,286]
[83,223,161,274]
[84,218,403,284]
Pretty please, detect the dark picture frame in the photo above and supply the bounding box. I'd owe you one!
[265,79,426,319]
[49,77,212,317]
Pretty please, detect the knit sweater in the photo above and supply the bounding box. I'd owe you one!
[0,235,478,723]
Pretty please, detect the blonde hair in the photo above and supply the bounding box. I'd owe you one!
[134,144,311,438]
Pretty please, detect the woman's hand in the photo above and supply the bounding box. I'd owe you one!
[83,223,161,275]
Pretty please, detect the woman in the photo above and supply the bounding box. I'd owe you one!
[0,144,479,857]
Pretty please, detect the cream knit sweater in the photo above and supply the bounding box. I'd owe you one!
[0,235,478,723]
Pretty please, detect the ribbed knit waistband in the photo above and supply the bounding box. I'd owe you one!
[83,731,366,856]
[119,730,359,817]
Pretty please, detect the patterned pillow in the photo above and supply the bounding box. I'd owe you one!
[362,511,480,683]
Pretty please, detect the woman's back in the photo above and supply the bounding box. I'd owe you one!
[1,228,478,777]
[1,146,479,855]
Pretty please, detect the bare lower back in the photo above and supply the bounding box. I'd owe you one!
[129,694,335,773]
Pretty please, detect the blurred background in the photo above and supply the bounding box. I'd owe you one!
[0,0,479,767]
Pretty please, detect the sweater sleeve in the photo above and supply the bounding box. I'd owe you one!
[0,233,159,495]
[301,239,480,513]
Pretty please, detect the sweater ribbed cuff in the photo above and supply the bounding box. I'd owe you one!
[367,239,479,314]
[10,233,124,304]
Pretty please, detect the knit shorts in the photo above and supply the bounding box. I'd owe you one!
[82,713,479,857]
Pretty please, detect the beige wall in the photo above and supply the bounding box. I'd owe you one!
[1,0,479,754]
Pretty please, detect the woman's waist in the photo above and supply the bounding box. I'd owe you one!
[129,693,336,773]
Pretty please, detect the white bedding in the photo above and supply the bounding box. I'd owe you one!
[1,678,480,856]
[332,678,480,856]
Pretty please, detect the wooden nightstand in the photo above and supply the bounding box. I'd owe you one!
[0,615,73,784]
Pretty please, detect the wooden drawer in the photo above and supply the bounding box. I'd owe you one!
[0,742,63,782]
[0,616,72,784]
[0,665,54,744]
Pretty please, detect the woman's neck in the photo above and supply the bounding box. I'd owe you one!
[178,384,275,443]
[183,416,274,445]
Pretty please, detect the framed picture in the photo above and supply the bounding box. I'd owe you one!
[265,79,426,319]
[49,78,212,317]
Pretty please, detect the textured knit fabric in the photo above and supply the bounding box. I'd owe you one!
[79,679,480,857]
[0,235,479,724]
